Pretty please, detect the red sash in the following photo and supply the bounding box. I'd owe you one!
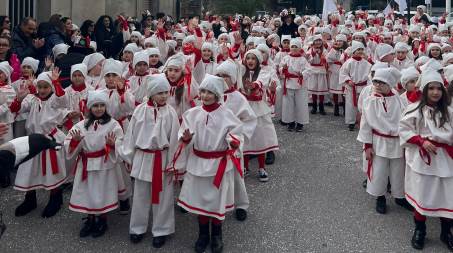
[282,69,303,96]
[139,149,163,204]
[41,128,59,176]
[419,141,453,166]
[366,129,399,181]
[351,80,368,107]
[76,149,107,181]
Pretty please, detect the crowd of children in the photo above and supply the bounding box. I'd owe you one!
[0,4,452,252]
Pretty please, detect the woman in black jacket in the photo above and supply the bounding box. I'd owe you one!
[94,15,116,57]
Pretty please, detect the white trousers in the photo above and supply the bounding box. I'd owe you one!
[366,155,405,198]
[274,85,284,120]
[344,88,358,125]
[234,165,249,210]
[281,88,309,125]
[129,177,175,236]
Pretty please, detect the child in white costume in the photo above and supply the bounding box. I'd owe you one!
[215,59,258,222]
[399,72,453,251]
[119,74,179,248]
[176,74,243,253]
[0,61,16,144]
[326,34,348,116]
[280,38,309,131]
[11,69,68,218]
[65,90,124,238]
[339,41,372,131]
[128,51,151,106]
[357,67,413,214]
[82,53,105,89]
[399,67,421,109]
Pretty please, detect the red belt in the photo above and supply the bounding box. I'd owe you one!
[311,63,324,67]
[333,61,342,66]
[117,116,128,130]
[76,149,107,181]
[41,128,59,176]
[193,147,242,189]
[419,140,453,166]
[139,148,163,204]
[351,80,368,107]
[283,72,303,96]
[135,101,141,106]
[367,129,399,181]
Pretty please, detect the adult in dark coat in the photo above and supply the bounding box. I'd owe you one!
[54,47,86,88]
[11,17,45,61]
[277,14,298,38]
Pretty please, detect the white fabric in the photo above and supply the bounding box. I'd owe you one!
[102,59,123,77]
[0,61,13,79]
[87,90,109,109]
[419,71,443,91]
[366,156,405,198]
[52,43,69,57]
[123,43,140,53]
[372,67,401,88]
[83,53,105,71]
[199,74,226,99]
[133,51,149,68]
[70,63,88,79]
[444,65,453,83]
[147,73,170,97]
[21,57,39,73]
[400,67,420,88]
[215,59,239,85]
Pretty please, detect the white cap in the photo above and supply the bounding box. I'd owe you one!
[373,67,401,88]
[400,67,420,88]
[254,37,266,46]
[174,32,185,40]
[146,73,170,97]
[281,35,292,43]
[183,35,196,45]
[215,59,238,85]
[415,56,429,67]
[298,24,307,31]
[375,43,394,60]
[420,58,443,73]
[427,43,442,53]
[246,36,255,46]
[442,52,453,66]
[245,49,263,64]
[394,42,410,52]
[419,71,443,91]
[123,43,140,53]
[133,51,149,68]
[87,90,109,109]
[166,40,177,50]
[21,57,39,73]
[371,61,390,72]
[0,61,13,82]
[131,31,143,39]
[351,41,365,54]
[146,48,160,57]
[103,58,123,77]
[408,25,421,33]
[335,34,347,42]
[163,53,186,71]
[82,53,105,71]
[417,5,427,12]
[52,43,70,57]
[199,74,227,98]
[36,71,53,86]
[144,37,157,47]
[70,63,88,79]
[290,38,302,49]
[201,42,214,52]
[443,64,453,83]
[256,44,270,56]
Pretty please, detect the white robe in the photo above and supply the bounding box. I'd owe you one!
[326,48,344,94]
[0,84,16,143]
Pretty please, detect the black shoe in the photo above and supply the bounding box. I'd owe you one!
[91,217,108,238]
[211,223,224,253]
[152,235,167,248]
[287,122,296,132]
[15,190,37,217]
[348,124,355,131]
[334,105,340,116]
[310,103,317,114]
[265,151,275,165]
[79,216,95,238]
[295,123,304,132]
[195,223,210,253]
[279,120,288,126]
[0,171,11,188]
[440,218,453,251]
[235,208,247,221]
[130,233,144,243]
[362,179,367,189]
[395,198,414,212]
[319,103,326,115]
[412,218,426,250]
[119,199,130,215]
[376,196,387,214]
[41,189,63,218]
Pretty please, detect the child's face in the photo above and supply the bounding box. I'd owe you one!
[135,62,149,75]
[166,67,183,82]
[37,81,52,98]
[89,60,104,76]
[71,71,85,86]
[313,39,322,48]
[0,71,7,83]
[430,48,441,58]
[443,48,452,54]
[298,29,306,37]
[21,65,33,78]
[104,73,119,89]
[372,80,391,95]
[200,89,217,105]
[333,40,343,48]
[144,42,154,48]
[149,55,159,66]
[217,73,233,87]
[151,91,169,105]
[383,36,393,45]
[0,38,10,55]
[258,50,269,62]
[427,83,443,103]
[405,80,417,92]
[281,40,290,49]
[245,54,258,69]
[130,35,140,43]
[202,48,212,60]
[396,51,407,60]
[353,48,364,57]
[218,36,228,44]
[290,45,300,53]
[90,103,106,118]
[381,53,395,63]
[122,51,133,62]
[410,31,419,39]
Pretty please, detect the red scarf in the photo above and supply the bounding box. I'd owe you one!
[72,83,86,92]
[407,90,422,103]
[202,102,220,112]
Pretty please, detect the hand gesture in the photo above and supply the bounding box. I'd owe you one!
[182,129,193,142]
[68,111,81,119]
[70,129,84,142]
[51,67,61,81]
[270,80,277,92]
[105,132,116,146]
[32,38,45,49]
[45,56,53,70]
[233,32,243,45]
[16,83,30,101]
[115,77,125,90]
[365,147,374,161]
[157,20,164,30]
[422,140,437,155]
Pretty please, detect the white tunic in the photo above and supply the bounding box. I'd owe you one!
[326,48,344,94]
[0,84,16,143]
[128,75,150,105]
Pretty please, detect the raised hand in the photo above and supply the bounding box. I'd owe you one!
[51,67,61,81]
[105,132,116,146]
[70,129,84,142]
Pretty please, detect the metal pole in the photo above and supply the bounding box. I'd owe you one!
[447,0,452,14]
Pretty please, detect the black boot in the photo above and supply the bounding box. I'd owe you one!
[395,198,414,212]
[440,218,453,251]
[334,104,340,116]
[412,218,426,250]
[152,235,167,248]
[235,208,247,221]
[279,120,288,126]
[376,195,387,214]
[195,222,210,253]
[211,223,224,253]
[319,102,326,115]
[287,122,296,132]
[310,102,317,114]
[91,216,108,238]
[79,215,95,238]
[348,124,355,131]
[41,188,63,218]
[15,190,37,217]
[295,123,304,132]
[119,199,130,215]
[265,151,275,165]
[362,179,367,189]
[0,169,11,188]
[129,233,144,243]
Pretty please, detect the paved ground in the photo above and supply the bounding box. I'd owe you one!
[0,107,450,253]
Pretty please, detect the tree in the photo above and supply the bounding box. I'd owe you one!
[210,0,273,16]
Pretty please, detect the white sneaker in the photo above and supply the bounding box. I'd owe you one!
[258,169,269,182]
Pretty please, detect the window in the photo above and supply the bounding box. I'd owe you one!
[8,0,35,27]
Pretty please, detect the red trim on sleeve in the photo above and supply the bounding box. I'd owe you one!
[9,98,21,113]
[408,135,425,147]
[52,80,65,97]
